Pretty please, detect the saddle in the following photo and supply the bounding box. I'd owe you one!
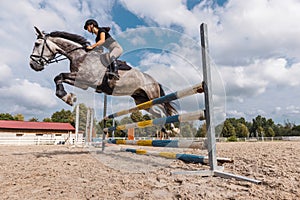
[95,54,132,95]
[100,53,131,72]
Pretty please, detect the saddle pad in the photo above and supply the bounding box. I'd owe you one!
[116,60,131,70]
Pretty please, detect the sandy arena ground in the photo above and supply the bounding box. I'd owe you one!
[0,141,299,200]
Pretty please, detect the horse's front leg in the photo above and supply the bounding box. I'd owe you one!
[54,72,78,106]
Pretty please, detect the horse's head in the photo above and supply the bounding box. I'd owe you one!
[29,27,58,71]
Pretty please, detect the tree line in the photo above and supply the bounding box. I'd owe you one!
[1,104,299,138]
[211,116,300,140]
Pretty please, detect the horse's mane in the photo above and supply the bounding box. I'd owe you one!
[49,31,90,47]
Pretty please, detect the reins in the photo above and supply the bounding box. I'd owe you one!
[47,47,84,64]
[30,36,84,65]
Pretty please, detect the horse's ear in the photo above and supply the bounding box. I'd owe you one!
[34,26,43,38]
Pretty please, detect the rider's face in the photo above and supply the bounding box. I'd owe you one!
[87,25,93,33]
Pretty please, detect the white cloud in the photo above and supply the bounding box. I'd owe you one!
[120,0,300,65]
[286,105,300,114]
[0,79,57,109]
[209,0,300,65]
[0,64,12,86]
[274,107,281,112]
[129,36,147,46]
[219,58,300,102]
[227,110,246,118]
[260,59,300,86]
[120,0,191,25]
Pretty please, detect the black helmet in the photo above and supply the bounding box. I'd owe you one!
[84,19,98,30]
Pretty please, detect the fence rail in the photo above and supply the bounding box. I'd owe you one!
[0,137,85,145]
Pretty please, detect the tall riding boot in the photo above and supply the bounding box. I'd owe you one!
[110,57,120,80]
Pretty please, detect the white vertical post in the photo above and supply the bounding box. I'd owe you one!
[85,108,90,144]
[75,104,80,144]
[89,108,94,144]
[200,23,218,170]
[198,23,261,184]
[102,94,107,151]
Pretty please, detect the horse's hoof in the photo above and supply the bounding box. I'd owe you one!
[62,93,76,106]
[70,93,77,103]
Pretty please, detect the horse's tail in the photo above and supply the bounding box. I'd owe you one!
[159,84,178,116]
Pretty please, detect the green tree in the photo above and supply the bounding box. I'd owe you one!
[236,123,250,138]
[29,117,39,122]
[143,126,158,137]
[180,122,197,137]
[130,111,143,122]
[276,124,290,136]
[251,115,279,137]
[266,118,275,127]
[291,125,300,136]
[196,122,206,137]
[257,126,264,137]
[272,124,280,136]
[127,112,160,137]
[251,115,264,136]
[215,123,224,138]
[72,103,88,132]
[265,127,275,137]
[14,114,24,121]
[221,120,236,137]
[51,109,74,124]
[0,113,14,120]
[43,118,52,122]
[99,118,124,137]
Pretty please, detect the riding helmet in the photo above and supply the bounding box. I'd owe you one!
[84,19,98,30]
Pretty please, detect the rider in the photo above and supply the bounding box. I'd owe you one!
[84,19,123,80]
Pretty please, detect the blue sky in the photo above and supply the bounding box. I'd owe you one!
[0,0,300,125]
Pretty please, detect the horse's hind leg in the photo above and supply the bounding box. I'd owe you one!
[54,72,77,106]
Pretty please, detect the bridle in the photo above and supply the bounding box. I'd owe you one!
[30,35,84,66]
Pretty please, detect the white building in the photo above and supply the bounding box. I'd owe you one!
[0,120,82,145]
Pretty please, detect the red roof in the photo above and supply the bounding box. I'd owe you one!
[0,120,75,131]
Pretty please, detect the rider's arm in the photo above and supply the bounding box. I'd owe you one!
[93,32,106,47]
[87,31,106,50]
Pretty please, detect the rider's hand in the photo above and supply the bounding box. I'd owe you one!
[86,46,94,50]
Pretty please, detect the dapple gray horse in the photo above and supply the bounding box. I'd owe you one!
[29,27,176,118]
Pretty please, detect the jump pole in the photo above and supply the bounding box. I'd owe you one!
[120,148,233,165]
[107,139,204,149]
[173,23,261,184]
[105,83,203,119]
[103,110,205,132]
